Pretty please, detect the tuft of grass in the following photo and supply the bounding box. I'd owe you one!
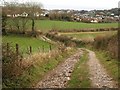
[67,49,91,88]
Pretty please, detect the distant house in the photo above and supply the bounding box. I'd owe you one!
[40,13,45,16]
[7,12,28,18]
[7,14,12,17]
[90,19,98,23]
[111,13,114,16]
[21,12,28,17]
[76,17,81,21]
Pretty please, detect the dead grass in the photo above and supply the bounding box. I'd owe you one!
[94,34,118,59]
[2,45,77,88]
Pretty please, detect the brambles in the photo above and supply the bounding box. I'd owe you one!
[2,43,23,86]
[93,34,118,59]
[107,35,118,59]
[46,32,84,47]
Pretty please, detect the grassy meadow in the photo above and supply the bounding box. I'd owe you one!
[60,31,117,41]
[2,34,54,54]
[7,19,118,32]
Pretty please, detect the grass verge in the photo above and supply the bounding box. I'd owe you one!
[94,50,119,85]
[67,49,91,88]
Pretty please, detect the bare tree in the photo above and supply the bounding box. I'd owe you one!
[21,17,29,34]
[2,1,43,35]
[25,2,43,36]
[18,3,29,34]
[12,17,21,31]
[2,10,7,35]
[2,1,10,35]
[2,1,21,33]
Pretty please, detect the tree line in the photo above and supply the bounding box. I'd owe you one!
[46,11,73,21]
[2,1,43,37]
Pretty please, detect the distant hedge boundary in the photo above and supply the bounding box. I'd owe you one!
[5,29,43,37]
[4,27,118,38]
[50,27,118,33]
[46,32,85,47]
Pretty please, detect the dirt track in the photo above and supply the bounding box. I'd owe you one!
[35,48,117,88]
[36,49,83,88]
[86,49,117,88]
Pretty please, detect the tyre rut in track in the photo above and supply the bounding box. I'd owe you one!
[35,49,83,88]
[86,49,117,88]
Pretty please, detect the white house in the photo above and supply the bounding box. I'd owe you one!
[91,19,98,23]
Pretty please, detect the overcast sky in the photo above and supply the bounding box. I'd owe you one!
[1,0,120,10]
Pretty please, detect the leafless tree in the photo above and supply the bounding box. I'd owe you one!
[2,10,7,35]
[25,2,43,36]
[2,1,10,35]
[2,1,21,33]
[18,3,29,34]
[2,1,43,35]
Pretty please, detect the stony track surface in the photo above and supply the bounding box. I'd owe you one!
[86,49,117,88]
[35,48,117,88]
[36,49,83,88]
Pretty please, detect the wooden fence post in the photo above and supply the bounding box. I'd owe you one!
[16,43,19,55]
[38,47,41,52]
[29,46,32,54]
[6,43,9,56]
[42,45,44,52]
[49,45,52,51]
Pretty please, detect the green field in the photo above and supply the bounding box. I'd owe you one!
[7,20,118,32]
[2,34,54,54]
[60,31,117,40]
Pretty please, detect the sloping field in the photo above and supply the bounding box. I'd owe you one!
[60,31,117,41]
[2,34,54,54]
[7,20,118,32]
[30,20,118,31]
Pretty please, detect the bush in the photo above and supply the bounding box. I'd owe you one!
[46,32,84,47]
[107,35,118,58]
[93,34,118,59]
[94,35,110,49]
[2,43,23,86]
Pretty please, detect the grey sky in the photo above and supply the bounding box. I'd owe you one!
[1,0,120,10]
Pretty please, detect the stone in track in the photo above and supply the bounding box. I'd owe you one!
[35,49,83,88]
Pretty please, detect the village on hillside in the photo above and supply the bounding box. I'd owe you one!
[6,8,119,23]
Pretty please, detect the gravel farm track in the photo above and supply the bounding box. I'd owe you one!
[35,48,118,88]
[86,49,117,88]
